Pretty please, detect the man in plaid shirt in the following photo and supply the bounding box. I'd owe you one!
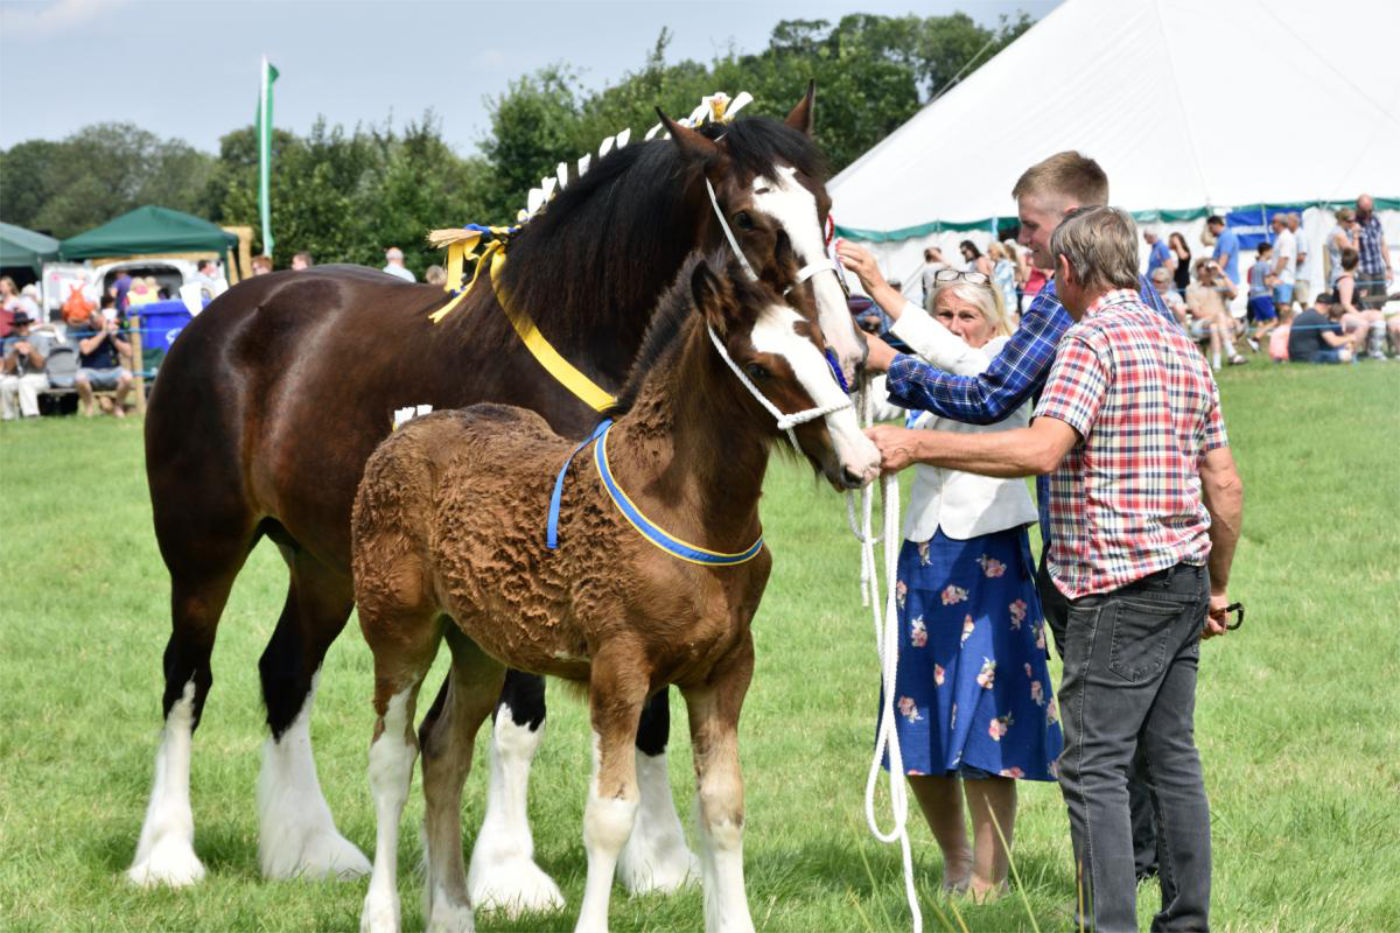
[863,207,1244,932]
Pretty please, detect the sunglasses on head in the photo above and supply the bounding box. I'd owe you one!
[934,269,990,286]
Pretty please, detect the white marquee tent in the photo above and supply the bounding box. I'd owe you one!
[830,0,1400,302]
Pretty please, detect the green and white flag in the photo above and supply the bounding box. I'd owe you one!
[257,56,280,257]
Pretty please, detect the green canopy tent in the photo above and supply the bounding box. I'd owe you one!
[0,221,60,275]
[59,206,238,272]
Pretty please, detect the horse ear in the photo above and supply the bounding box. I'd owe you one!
[691,258,736,334]
[785,81,816,136]
[656,108,721,164]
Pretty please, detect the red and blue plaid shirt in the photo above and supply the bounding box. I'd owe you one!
[1034,289,1228,599]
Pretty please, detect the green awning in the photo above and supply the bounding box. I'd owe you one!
[0,221,60,273]
[59,205,238,261]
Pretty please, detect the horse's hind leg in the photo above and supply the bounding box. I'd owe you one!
[256,546,371,881]
[468,670,565,915]
[129,527,250,887]
[419,628,507,931]
[360,610,442,933]
[618,688,702,895]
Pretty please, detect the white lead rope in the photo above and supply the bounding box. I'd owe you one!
[849,382,923,933]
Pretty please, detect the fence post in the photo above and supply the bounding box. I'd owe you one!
[130,315,146,417]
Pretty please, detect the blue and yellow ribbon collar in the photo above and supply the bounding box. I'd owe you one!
[546,420,763,567]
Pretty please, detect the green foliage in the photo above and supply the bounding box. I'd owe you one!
[0,11,1033,266]
[0,124,216,238]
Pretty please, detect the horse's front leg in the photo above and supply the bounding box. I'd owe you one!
[618,688,702,894]
[575,650,650,933]
[682,634,757,933]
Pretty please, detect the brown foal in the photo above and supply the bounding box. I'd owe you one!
[351,253,879,933]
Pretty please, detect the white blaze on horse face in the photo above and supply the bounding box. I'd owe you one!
[751,165,864,382]
[749,302,881,486]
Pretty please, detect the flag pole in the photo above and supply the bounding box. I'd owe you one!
[258,55,276,259]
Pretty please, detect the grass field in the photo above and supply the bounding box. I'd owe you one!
[1,358,1398,932]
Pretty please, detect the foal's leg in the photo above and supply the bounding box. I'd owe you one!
[682,637,757,933]
[257,547,370,881]
[575,654,650,933]
[468,670,566,915]
[361,615,443,933]
[418,628,506,933]
[618,689,702,895]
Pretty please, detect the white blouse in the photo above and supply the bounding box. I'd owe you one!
[888,300,1039,542]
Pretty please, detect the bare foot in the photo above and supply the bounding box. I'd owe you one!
[113,406,127,419]
[967,879,1011,903]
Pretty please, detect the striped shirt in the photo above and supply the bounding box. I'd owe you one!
[885,275,1173,538]
[1034,289,1228,599]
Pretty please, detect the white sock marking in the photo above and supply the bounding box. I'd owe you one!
[618,750,700,894]
[362,689,417,933]
[128,680,205,887]
[258,670,371,881]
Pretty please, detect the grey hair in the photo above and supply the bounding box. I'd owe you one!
[931,279,1011,338]
[1049,206,1140,291]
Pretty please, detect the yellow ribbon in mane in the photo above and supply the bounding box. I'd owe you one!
[427,229,617,413]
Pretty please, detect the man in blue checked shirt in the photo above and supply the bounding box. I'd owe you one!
[838,150,1175,885]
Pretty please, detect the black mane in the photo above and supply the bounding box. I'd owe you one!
[484,115,826,383]
[605,251,768,419]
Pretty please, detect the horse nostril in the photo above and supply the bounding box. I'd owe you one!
[842,466,863,488]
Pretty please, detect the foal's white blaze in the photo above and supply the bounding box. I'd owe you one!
[258,670,371,881]
[751,165,865,382]
[128,679,205,888]
[467,705,565,916]
[362,690,418,933]
[617,750,701,894]
[749,302,881,486]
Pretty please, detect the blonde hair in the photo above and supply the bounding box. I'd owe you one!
[1012,151,1109,207]
[987,241,1008,262]
[932,279,1011,339]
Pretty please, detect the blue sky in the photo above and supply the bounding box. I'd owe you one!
[0,0,1057,154]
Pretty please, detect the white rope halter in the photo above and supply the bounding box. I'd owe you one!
[706,325,851,452]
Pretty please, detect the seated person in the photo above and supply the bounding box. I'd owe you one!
[1,311,52,420]
[1150,267,1188,328]
[71,300,134,417]
[1186,258,1245,370]
[1288,292,1361,363]
[1333,248,1387,360]
[1246,242,1279,348]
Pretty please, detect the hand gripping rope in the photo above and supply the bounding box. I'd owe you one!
[847,381,924,933]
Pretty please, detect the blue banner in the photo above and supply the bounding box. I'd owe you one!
[1225,206,1292,250]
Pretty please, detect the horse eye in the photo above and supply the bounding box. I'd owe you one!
[734,211,755,231]
[744,362,769,380]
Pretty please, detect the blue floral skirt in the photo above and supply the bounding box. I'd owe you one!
[882,526,1062,781]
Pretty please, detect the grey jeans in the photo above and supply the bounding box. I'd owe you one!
[1058,563,1212,932]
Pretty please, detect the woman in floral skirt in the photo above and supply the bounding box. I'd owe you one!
[839,244,1063,901]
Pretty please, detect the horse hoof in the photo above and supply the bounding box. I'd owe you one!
[467,856,565,917]
[263,828,372,881]
[617,836,701,895]
[426,899,476,933]
[127,834,206,888]
[360,892,400,933]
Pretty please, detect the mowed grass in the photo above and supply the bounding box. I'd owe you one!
[1,359,1398,932]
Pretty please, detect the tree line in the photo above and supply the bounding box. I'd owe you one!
[0,13,1030,275]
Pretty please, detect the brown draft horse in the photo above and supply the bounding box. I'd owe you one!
[130,87,867,904]
[352,251,880,933]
